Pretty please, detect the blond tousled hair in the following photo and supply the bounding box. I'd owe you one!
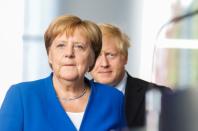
[99,23,130,57]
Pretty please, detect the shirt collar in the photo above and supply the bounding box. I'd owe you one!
[115,72,127,94]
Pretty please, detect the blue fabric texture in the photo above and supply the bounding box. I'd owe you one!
[0,73,126,131]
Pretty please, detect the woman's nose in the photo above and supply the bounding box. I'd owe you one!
[64,44,74,58]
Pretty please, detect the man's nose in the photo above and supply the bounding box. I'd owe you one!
[100,54,109,68]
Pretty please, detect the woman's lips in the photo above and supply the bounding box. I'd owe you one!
[63,63,75,66]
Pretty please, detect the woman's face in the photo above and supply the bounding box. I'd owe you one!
[48,29,94,81]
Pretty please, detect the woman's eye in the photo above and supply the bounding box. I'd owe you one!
[75,44,84,49]
[74,43,86,50]
[57,43,65,48]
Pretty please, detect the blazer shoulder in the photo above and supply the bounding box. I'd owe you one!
[126,73,172,94]
[126,74,149,90]
[91,81,124,98]
[10,76,50,93]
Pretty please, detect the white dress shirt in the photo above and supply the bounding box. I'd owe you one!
[67,111,84,130]
[115,72,127,94]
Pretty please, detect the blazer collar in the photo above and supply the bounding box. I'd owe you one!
[43,73,77,131]
[43,73,95,131]
[125,72,146,94]
[124,73,146,125]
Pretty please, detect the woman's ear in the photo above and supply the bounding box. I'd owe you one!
[48,49,52,64]
[88,51,95,72]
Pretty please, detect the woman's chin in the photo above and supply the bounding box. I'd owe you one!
[54,68,82,81]
[60,74,79,81]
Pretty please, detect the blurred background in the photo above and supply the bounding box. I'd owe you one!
[0,0,198,106]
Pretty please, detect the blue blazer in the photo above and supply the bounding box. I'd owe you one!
[0,74,126,131]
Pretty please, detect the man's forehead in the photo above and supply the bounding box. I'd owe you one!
[102,43,120,52]
[100,49,122,56]
[101,47,118,53]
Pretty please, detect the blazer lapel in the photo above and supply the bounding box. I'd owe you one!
[43,75,77,131]
[124,73,146,126]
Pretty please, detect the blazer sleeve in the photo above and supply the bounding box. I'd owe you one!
[0,85,23,131]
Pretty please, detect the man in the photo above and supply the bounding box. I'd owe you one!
[90,24,172,128]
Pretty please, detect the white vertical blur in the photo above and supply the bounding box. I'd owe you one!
[140,0,171,82]
[22,0,57,81]
[0,0,24,106]
[146,89,162,131]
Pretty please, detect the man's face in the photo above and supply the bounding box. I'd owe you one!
[91,36,127,86]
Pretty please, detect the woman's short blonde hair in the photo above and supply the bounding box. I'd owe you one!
[98,23,130,57]
[44,15,102,71]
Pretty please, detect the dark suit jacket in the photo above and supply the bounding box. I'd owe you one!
[125,73,172,128]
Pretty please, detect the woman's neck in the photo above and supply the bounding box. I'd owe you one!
[53,75,85,97]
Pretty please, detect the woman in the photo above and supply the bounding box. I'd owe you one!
[0,15,126,131]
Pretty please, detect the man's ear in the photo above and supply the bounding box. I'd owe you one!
[126,55,128,64]
[124,54,128,65]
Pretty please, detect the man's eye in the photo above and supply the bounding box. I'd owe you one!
[106,53,116,59]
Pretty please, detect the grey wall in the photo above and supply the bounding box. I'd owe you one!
[22,0,144,81]
[56,0,143,77]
